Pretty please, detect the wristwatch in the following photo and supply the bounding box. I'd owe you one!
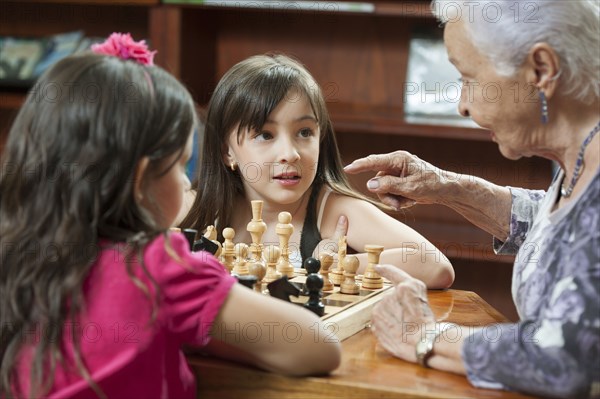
[415,331,439,368]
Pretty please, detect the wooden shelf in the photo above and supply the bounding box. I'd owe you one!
[0,93,26,110]
[328,103,490,141]
[373,1,433,17]
[16,0,158,4]
[0,2,152,38]
[162,1,433,18]
[0,94,488,143]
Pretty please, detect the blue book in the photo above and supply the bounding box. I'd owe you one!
[33,31,84,77]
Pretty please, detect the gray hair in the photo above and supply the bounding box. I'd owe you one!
[431,0,600,104]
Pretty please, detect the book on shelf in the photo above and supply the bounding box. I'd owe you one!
[162,0,375,13]
[0,31,103,89]
[0,37,46,84]
[404,31,478,128]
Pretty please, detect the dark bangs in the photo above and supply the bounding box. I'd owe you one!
[226,62,326,143]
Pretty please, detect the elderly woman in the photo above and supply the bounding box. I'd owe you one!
[345,0,599,397]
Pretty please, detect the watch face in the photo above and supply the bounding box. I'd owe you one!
[415,337,434,367]
[416,340,429,356]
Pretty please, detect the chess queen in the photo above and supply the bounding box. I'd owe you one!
[180,54,454,289]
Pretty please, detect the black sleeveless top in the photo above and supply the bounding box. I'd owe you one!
[299,182,323,266]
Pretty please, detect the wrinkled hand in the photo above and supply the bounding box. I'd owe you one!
[344,151,454,210]
[312,215,348,260]
[372,264,435,362]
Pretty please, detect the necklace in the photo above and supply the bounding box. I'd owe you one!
[561,120,600,198]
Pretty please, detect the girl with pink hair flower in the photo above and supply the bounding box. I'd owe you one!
[0,34,340,399]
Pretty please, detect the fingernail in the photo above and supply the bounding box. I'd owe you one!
[343,162,354,170]
[338,215,347,224]
[367,179,379,189]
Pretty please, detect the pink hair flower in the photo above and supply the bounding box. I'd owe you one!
[91,32,157,66]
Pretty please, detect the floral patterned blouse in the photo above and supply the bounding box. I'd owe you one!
[462,168,600,398]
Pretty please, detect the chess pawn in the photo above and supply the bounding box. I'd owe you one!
[318,253,334,292]
[276,211,294,278]
[247,260,266,293]
[361,244,384,290]
[204,225,222,258]
[303,257,325,317]
[263,245,282,284]
[340,255,360,295]
[247,200,267,263]
[232,242,249,276]
[221,227,236,274]
[303,256,321,274]
[329,235,347,286]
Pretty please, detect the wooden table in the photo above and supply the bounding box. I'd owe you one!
[187,290,535,398]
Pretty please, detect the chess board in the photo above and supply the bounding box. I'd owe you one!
[263,270,393,341]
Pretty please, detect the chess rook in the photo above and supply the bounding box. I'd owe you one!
[361,244,384,290]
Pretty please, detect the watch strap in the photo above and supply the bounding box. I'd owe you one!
[415,330,439,368]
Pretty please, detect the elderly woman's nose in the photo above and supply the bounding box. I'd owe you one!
[458,89,471,118]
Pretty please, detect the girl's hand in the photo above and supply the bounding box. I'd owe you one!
[371,264,436,362]
[312,215,348,261]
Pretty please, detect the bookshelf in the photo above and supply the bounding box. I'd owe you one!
[0,0,552,320]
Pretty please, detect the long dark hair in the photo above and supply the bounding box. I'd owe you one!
[181,54,380,239]
[0,53,196,397]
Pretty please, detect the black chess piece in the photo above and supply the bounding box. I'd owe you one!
[304,272,325,316]
[236,275,258,290]
[303,257,320,274]
[182,228,197,251]
[192,236,219,255]
[301,257,321,296]
[267,276,301,302]
[302,257,324,316]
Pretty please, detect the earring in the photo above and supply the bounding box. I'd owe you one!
[230,161,237,171]
[539,90,549,124]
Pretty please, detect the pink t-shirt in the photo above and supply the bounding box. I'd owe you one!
[13,232,236,398]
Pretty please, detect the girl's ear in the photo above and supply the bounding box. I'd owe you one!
[134,156,150,203]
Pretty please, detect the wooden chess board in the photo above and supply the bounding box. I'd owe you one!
[262,270,393,341]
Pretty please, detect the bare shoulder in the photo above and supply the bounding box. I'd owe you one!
[320,190,428,249]
[319,192,387,236]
